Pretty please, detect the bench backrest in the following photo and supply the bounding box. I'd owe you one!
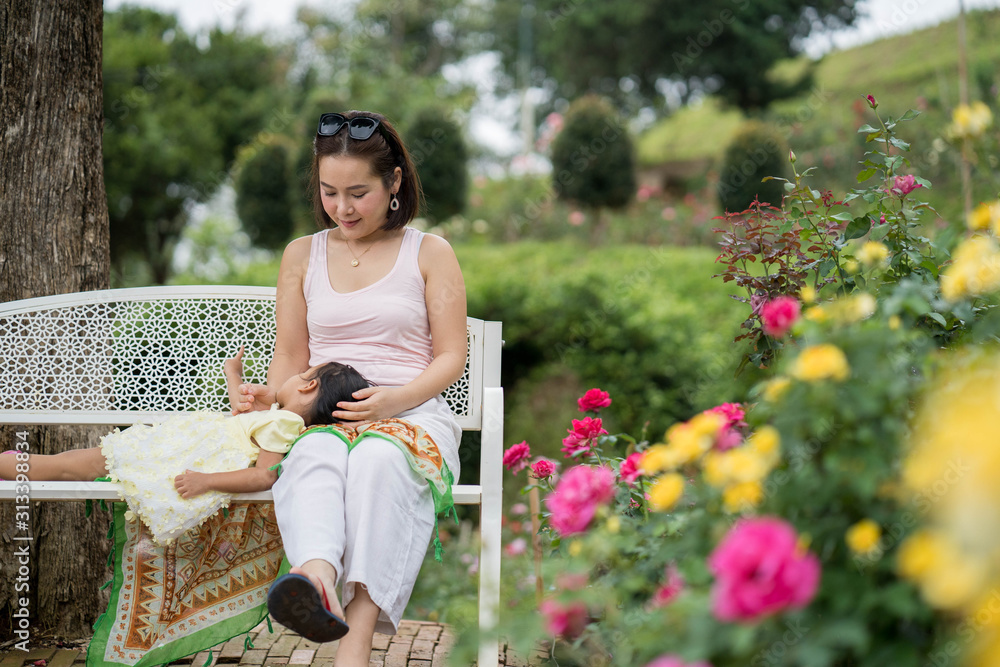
[0,286,498,429]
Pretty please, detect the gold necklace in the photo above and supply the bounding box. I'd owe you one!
[345,237,375,267]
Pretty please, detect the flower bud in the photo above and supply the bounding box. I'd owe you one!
[789,149,796,164]
[866,94,878,109]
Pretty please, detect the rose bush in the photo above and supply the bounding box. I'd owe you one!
[464,99,1000,667]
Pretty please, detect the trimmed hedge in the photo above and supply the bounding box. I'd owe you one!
[458,241,758,452]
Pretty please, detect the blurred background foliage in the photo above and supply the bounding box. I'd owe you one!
[101,0,1000,628]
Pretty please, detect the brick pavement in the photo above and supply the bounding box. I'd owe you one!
[0,620,540,667]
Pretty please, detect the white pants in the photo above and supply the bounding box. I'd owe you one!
[271,396,460,635]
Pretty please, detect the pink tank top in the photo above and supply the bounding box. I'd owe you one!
[302,227,434,387]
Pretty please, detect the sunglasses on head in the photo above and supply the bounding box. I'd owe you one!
[317,113,383,140]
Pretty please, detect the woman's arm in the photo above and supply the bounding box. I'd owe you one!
[173,449,285,498]
[232,237,313,413]
[332,233,467,422]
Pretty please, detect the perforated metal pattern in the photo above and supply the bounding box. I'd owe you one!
[0,295,473,419]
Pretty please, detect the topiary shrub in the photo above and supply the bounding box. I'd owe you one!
[233,134,295,250]
[408,108,468,222]
[716,120,790,213]
[550,95,636,240]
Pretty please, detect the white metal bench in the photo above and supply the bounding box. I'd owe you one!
[0,285,503,667]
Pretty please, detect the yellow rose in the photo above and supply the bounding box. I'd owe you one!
[640,444,686,474]
[845,519,881,555]
[951,101,993,139]
[746,425,780,465]
[760,376,791,403]
[799,285,817,304]
[968,201,1000,232]
[790,343,850,382]
[649,473,685,512]
[941,235,1000,301]
[856,241,890,267]
[722,481,763,513]
[896,529,987,609]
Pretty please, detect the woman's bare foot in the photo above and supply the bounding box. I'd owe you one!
[290,562,345,619]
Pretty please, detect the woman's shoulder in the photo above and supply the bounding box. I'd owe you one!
[283,233,318,260]
[415,230,456,260]
[415,229,463,282]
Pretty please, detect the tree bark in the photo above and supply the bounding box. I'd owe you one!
[1,0,111,639]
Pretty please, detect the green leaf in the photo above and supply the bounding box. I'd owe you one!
[830,211,854,222]
[857,124,879,133]
[856,168,877,182]
[784,181,796,192]
[926,312,947,327]
[865,132,881,143]
[914,176,932,189]
[899,109,921,121]
[844,217,872,240]
[870,224,890,241]
[889,137,911,151]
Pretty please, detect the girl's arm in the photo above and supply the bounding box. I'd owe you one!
[332,233,468,422]
[174,449,285,498]
[231,237,313,413]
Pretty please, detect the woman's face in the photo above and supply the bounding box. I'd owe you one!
[318,155,399,239]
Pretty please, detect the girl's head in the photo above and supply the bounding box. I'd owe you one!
[310,110,422,231]
[276,362,373,426]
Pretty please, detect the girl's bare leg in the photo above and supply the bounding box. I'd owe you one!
[335,585,381,667]
[0,448,108,481]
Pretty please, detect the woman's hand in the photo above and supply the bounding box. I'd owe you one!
[174,470,211,499]
[231,383,277,415]
[332,386,410,423]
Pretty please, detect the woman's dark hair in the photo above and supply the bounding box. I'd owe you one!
[310,110,423,231]
[303,361,374,426]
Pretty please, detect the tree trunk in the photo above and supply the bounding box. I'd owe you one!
[1,0,111,639]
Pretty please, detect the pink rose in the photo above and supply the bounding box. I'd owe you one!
[619,452,644,485]
[504,538,527,557]
[649,564,684,608]
[714,428,743,452]
[546,465,616,536]
[760,296,801,337]
[888,174,922,197]
[556,571,590,591]
[708,402,747,430]
[539,599,589,638]
[866,94,877,109]
[531,458,556,480]
[645,657,712,667]
[577,387,612,412]
[708,517,820,623]
[502,441,532,474]
[561,416,608,457]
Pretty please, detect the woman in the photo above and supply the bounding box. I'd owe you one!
[233,111,467,664]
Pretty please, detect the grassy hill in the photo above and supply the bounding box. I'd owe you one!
[638,8,1000,223]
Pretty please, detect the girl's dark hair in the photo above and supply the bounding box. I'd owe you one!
[303,362,374,426]
[310,110,423,231]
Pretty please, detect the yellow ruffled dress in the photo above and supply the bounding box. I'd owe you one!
[100,405,303,544]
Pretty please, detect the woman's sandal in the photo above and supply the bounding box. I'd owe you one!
[267,573,349,642]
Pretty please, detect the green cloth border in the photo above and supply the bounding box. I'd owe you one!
[88,503,282,667]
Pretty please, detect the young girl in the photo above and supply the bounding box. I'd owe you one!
[0,348,371,545]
